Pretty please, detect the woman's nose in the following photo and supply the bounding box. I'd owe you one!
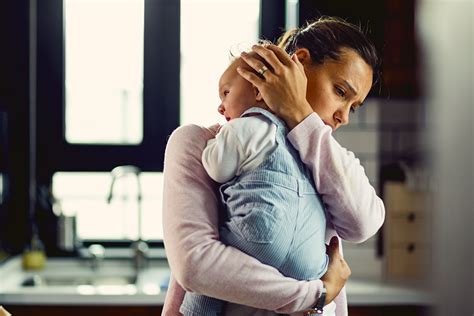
[217,104,225,115]
[334,107,350,128]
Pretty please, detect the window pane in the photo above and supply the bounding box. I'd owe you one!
[64,0,144,144]
[53,172,164,241]
[180,0,261,126]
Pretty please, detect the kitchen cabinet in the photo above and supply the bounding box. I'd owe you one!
[383,181,432,279]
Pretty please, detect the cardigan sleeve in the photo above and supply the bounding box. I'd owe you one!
[287,113,385,243]
[162,124,325,314]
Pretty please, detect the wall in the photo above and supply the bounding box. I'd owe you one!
[334,97,426,280]
[333,98,382,279]
[419,0,474,314]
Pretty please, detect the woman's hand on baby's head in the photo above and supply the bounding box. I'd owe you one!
[237,44,313,130]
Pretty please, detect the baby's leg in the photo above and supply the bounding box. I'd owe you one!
[279,192,329,280]
[220,201,294,269]
[180,292,224,316]
[178,201,291,316]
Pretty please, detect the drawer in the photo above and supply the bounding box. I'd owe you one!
[389,213,431,243]
[383,182,429,214]
[386,243,431,278]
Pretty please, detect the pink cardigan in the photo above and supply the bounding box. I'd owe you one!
[162,113,385,315]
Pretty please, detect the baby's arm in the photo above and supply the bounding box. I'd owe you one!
[202,117,276,183]
[163,124,324,314]
[201,122,246,183]
[287,113,385,243]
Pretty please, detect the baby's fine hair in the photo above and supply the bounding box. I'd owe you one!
[278,16,380,85]
[228,39,273,61]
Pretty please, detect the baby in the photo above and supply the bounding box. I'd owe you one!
[179,53,330,315]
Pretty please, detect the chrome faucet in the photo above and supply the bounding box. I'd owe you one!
[88,244,105,271]
[107,165,148,275]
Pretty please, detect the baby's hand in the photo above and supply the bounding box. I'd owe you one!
[208,123,221,136]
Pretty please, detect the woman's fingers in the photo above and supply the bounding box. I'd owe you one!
[240,52,272,78]
[291,53,306,74]
[249,45,284,74]
[263,44,294,67]
[243,44,294,77]
[236,66,264,88]
[240,44,299,80]
[326,237,343,261]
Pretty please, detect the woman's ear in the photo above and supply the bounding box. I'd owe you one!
[294,48,312,66]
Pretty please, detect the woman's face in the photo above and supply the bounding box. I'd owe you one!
[303,48,373,131]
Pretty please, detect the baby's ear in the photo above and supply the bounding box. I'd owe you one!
[254,86,264,102]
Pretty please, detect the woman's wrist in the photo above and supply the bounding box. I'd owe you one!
[283,103,314,130]
[322,281,335,305]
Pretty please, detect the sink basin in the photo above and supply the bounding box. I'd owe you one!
[22,275,136,287]
[0,256,170,297]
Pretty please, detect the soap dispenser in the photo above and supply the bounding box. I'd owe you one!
[22,229,46,270]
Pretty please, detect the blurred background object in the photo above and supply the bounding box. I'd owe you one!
[418,0,474,314]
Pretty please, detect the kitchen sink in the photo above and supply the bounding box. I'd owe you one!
[0,256,170,297]
[21,275,136,287]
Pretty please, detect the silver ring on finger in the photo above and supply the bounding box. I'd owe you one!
[258,65,268,76]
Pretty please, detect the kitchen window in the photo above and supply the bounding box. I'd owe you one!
[64,0,145,145]
[39,0,283,242]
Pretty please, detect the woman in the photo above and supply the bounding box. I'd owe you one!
[162,17,385,315]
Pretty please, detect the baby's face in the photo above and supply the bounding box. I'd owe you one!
[217,58,258,121]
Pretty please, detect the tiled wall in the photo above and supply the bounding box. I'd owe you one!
[333,98,382,278]
[333,98,424,279]
[379,99,426,167]
[334,99,381,191]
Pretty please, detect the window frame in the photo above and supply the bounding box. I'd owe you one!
[36,0,180,176]
[34,0,286,245]
[36,0,284,176]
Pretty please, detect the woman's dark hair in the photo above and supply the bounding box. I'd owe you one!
[278,16,381,85]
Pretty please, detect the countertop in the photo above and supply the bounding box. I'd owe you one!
[0,255,432,307]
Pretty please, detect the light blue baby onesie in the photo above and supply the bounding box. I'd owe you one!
[180,107,329,316]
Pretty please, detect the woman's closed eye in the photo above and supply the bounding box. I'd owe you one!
[335,86,346,98]
[335,86,357,113]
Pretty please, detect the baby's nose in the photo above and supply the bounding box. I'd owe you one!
[217,104,225,115]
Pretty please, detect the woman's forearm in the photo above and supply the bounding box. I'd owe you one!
[162,124,324,313]
[287,113,385,243]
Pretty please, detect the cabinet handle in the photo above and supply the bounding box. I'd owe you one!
[407,212,416,222]
[407,243,416,253]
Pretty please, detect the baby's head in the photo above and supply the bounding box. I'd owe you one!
[217,52,267,121]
